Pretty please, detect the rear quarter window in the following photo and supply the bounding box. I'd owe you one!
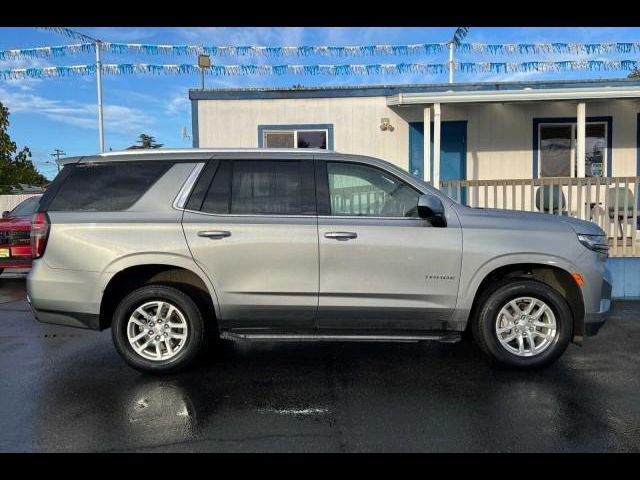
[47,162,173,212]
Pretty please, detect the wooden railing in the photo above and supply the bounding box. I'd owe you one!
[440,176,640,257]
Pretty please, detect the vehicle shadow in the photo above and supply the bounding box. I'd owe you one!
[0,275,28,304]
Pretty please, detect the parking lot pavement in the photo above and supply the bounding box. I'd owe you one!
[0,278,639,453]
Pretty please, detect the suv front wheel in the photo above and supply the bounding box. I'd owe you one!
[111,285,205,373]
[472,280,573,368]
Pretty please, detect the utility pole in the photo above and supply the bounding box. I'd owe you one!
[449,27,470,84]
[95,40,104,152]
[50,149,65,172]
[448,42,454,84]
[36,28,105,152]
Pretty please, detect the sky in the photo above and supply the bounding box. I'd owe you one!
[1,26,640,179]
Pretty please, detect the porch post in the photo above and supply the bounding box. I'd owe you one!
[423,106,431,183]
[577,101,586,177]
[433,103,441,190]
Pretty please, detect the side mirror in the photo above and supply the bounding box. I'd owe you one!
[2,211,9,219]
[417,194,446,227]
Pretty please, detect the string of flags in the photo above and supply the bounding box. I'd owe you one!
[4,41,640,60]
[2,60,640,80]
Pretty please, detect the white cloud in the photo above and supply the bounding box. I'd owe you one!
[0,85,154,134]
[81,27,157,42]
[169,27,306,49]
[165,93,190,115]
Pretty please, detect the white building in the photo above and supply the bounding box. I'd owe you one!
[190,77,640,186]
[189,77,640,296]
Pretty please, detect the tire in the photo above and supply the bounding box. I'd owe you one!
[471,279,573,369]
[111,285,206,373]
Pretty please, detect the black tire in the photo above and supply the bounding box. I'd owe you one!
[111,285,206,373]
[471,279,573,369]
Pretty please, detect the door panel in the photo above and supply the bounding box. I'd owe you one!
[318,217,462,330]
[316,159,463,331]
[181,158,319,331]
[183,213,318,330]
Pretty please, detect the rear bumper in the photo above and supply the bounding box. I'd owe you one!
[27,259,102,330]
[0,244,31,269]
[28,296,100,330]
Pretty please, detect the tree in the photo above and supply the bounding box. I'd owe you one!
[0,101,48,193]
[628,68,640,79]
[128,133,163,149]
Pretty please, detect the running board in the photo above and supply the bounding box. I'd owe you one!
[220,332,461,344]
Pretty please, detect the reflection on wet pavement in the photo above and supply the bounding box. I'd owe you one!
[1,279,639,452]
[0,273,27,304]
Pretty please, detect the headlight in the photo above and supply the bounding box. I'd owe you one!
[577,234,609,254]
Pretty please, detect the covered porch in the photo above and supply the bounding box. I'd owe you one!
[388,82,640,257]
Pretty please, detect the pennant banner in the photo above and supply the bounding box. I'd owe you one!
[2,60,640,79]
[0,43,94,60]
[457,42,640,55]
[4,41,640,60]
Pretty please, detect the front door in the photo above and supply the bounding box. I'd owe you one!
[409,120,467,203]
[181,158,319,331]
[315,158,463,332]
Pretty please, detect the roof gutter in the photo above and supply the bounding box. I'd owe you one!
[387,86,640,106]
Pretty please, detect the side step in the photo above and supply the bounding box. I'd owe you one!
[220,332,461,344]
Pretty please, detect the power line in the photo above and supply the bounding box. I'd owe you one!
[50,149,65,172]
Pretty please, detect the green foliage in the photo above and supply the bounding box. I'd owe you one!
[136,133,163,149]
[628,68,640,79]
[0,101,48,193]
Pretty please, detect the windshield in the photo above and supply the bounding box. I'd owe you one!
[9,197,40,217]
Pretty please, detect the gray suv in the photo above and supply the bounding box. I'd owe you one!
[27,149,612,373]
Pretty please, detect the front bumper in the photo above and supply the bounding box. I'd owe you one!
[584,271,612,337]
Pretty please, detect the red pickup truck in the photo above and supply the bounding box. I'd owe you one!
[0,196,41,276]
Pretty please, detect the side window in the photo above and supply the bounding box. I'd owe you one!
[199,160,315,215]
[47,162,172,212]
[326,162,420,217]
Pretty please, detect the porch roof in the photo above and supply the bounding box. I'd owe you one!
[387,83,640,105]
[189,78,640,102]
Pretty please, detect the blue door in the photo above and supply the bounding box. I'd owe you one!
[409,121,467,203]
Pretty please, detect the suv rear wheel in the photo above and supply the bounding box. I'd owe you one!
[472,280,572,368]
[111,285,205,373]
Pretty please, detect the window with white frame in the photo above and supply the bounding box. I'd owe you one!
[263,129,328,149]
[538,122,607,178]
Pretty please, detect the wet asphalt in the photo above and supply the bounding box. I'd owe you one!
[1,271,639,452]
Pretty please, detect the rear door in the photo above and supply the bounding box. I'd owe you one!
[181,156,319,331]
[315,158,463,332]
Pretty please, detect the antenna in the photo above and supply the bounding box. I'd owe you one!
[181,127,191,142]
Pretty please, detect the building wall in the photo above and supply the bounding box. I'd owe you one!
[195,96,640,180]
[196,96,411,169]
[0,194,40,214]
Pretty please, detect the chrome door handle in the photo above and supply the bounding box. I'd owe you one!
[324,231,357,241]
[198,230,231,239]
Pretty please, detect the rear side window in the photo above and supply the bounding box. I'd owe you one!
[47,162,172,212]
[194,160,315,215]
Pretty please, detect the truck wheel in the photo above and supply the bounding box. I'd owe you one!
[111,285,205,373]
[472,280,572,369]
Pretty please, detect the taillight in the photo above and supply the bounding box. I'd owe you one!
[31,212,50,259]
